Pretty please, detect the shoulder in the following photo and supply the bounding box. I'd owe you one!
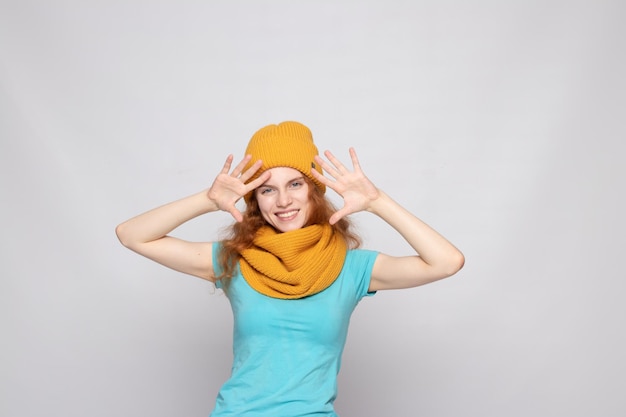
[346,248,379,263]
[211,241,227,275]
[343,249,379,280]
[339,249,379,298]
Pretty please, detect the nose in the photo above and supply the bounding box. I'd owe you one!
[276,190,292,207]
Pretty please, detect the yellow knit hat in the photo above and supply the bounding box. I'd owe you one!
[243,121,325,202]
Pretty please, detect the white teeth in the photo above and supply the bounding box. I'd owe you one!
[276,210,298,218]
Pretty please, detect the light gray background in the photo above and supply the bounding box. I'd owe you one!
[2,1,625,416]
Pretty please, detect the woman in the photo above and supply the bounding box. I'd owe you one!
[116,121,464,416]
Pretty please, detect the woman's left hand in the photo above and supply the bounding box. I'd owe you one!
[312,148,380,225]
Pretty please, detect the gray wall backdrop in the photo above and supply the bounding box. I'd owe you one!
[2,1,625,416]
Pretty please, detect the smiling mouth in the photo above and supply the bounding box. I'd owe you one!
[276,210,299,219]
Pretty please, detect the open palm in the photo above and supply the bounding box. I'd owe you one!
[207,154,269,222]
[312,148,380,225]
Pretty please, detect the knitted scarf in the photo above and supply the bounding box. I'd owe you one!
[239,224,347,299]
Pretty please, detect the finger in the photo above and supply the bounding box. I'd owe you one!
[231,155,253,177]
[220,154,235,174]
[314,154,341,180]
[228,207,243,223]
[323,150,350,174]
[240,159,263,182]
[348,147,362,172]
[246,170,271,190]
[328,206,351,225]
[310,166,332,186]
[311,167,343,193]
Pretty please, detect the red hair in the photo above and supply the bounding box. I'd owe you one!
[217,177,361,281]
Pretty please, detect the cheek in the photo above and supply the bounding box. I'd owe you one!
[299,193,313,213]
[256,197,274,218]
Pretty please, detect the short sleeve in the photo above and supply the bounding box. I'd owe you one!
[344,249,379,300]
[212,242,224,289]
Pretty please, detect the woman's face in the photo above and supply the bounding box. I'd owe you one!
[255,167,311,233]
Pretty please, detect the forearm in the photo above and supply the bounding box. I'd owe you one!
[368,191,464,274]
[115,190,218,248]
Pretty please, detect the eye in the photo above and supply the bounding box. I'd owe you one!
[290,180,303,188]
[257,187,274,195]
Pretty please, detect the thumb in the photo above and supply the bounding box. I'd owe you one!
[328,206,350,225]
[227,206,244,223]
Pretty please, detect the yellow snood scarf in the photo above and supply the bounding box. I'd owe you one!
[239,224,347,299]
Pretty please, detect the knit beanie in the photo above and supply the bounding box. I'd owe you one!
[243,121,325,202]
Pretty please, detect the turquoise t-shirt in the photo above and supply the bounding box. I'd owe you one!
[210,242,378,417]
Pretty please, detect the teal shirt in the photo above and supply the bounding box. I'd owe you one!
[210,243,378,417]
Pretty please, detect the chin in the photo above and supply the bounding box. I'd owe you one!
[275,224,303,233]
[271,218,307,233]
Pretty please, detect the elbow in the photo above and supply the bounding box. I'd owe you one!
[446,251,465,277]
[115,222,132,248]
[433,251,464,280]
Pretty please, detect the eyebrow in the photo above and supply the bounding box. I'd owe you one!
[260,175,305,188]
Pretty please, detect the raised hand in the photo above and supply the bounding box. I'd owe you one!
[312,148,380,225]
[207,154,270,222]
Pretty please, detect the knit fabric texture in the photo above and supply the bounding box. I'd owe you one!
[243,121,325,202]
[239,224,347,299]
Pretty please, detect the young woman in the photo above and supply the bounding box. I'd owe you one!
[116,121,464,416]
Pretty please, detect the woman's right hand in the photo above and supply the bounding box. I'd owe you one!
[207,154,270,222]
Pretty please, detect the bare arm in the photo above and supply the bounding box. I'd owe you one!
[366,191,465,290]
[115,191,219,281]
[115,155,270,281]
[312,148,464,291]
